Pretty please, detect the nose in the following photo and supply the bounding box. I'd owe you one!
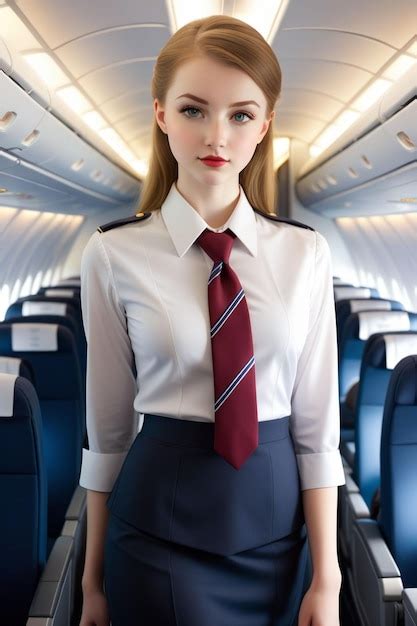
[205,118,226,148]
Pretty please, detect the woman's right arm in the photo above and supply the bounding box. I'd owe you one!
[78,231,139,624]
[82,490,110,594]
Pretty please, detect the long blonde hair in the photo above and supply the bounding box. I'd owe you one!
[138,15,282,215]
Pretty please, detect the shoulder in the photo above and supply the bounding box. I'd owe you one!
[97,211,152,233]
[253,208,314,232]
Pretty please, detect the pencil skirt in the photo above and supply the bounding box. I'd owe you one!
[104,413,308,626]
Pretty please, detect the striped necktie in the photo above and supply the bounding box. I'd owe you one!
[196,227,259,469]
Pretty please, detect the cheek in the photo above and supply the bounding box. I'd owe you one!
[167,122,198,160]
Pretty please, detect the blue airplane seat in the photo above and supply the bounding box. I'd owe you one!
[0,323,84,538]
[350,355,417,626]
[333,285,379,304]
[0,355,35,385]
[336,297,404,345]
[338,309,417,402]
[380,354,417,588]
[4,310,87,399]
[38,285,80,297]
[351,331,417,508]
[0,372,47,626]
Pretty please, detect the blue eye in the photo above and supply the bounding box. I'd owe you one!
[180,106,253,123]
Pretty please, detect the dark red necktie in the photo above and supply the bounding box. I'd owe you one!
[196,228,258,469]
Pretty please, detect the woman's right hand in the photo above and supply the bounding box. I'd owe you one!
[79,588,110,626]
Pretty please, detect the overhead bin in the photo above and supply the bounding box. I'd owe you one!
[296,64,417,210]
[0,35,140,208]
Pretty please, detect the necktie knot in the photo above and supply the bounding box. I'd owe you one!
[196,228,236,264]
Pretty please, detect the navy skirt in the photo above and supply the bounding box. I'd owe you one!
[104,414,309,626]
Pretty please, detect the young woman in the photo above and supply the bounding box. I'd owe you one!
[79,14,345,626]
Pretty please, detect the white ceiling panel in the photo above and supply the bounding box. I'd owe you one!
[275,30,395,73]
[14,0,167,49]
[100,88,153,121]
[279,0,417,49]
[55,25,169,78]
[79,59,154,106]
[280,59,373,101]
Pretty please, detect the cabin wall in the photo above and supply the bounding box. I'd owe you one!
[289,140,357,283]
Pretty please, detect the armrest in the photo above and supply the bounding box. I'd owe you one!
[65,484,86,520]
[353,519,403,600]
[403,589,417,626]
[348,491,370,518]
[345,472,359,493]
[27,536,73,619]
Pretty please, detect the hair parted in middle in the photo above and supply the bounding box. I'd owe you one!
[138,14,282,216]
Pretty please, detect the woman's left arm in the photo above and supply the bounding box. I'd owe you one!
[298,486,342,626]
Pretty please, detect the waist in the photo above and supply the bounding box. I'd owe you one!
[141,414,291,448]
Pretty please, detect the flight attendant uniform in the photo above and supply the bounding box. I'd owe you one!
[79,181,346,626]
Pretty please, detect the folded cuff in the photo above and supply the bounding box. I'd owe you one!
[79,448,129,492]
[296,449,346,490]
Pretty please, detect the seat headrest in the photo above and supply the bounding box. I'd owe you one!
[358,310,410,340]
[11,323,58,351]
[350,299,391,313]
[44,289,75,297]
[334,287,371,301]
[0,372,17,417]
[384,334,417,370]
[22,301,67,316]
[0,356,22,376]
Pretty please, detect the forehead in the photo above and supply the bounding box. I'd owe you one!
[167,56,266,106]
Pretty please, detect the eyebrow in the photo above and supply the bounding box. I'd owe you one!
[176,93,260,108]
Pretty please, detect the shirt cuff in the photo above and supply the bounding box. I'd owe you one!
[296,450,346,490]
[79,448,129,492]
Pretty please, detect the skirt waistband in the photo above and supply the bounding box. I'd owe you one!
[141,414,291,448]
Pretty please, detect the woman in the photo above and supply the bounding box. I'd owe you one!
[79,14,345,626]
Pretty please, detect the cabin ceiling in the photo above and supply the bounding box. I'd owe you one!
[6,0,417,168]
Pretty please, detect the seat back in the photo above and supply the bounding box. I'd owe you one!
[0,355,35,384]
[354,331,417,507]
[0,323,84,537]
[336,298,404,344]
[338,310,417,401]
[380,354,417,588]
[0,373,47,626]
[334,285,379,303]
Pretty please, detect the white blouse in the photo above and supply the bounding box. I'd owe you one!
[79,181,345,493]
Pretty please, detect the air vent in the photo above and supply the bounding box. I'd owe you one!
[71,159,85,172]
[397,131,416,150]
[326,175,337,185]
[318,179,328,190]
[361,155,373,169]
[90,169,103,182]
[348,167,359,178]
[0,111,17,132]
[21,129,40,147]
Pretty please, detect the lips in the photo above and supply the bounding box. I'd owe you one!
[200,156,228,162]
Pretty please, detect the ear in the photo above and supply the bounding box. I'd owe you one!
[154,98,168,134]
[258,110,275,144]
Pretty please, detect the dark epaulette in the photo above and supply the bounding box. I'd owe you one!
[97,211,152,233]
[253,208,314,231]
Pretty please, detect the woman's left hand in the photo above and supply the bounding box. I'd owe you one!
[297,574,342,626]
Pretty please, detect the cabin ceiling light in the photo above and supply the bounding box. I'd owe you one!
[273,137,289,170]
[168,0,289,42]
[56,86,92,114]
[83,110,107,131]
[132,159,149,177]
[24,52,69,90]
[0,6,40,51]
[383,54,417,81]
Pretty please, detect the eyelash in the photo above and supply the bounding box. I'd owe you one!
[179,105,254,123]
